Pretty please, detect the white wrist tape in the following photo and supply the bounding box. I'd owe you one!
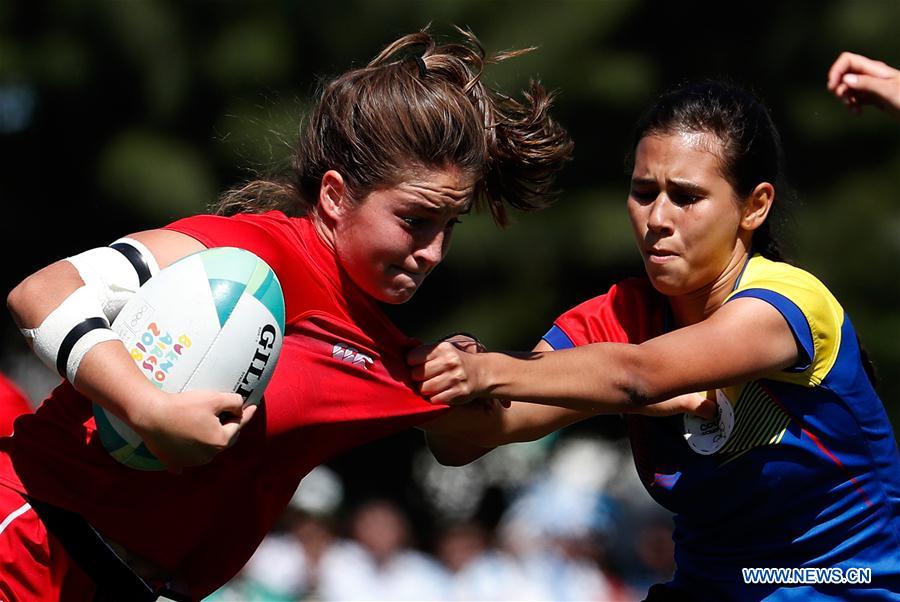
[20,286,121,382]
[66,237,160,322]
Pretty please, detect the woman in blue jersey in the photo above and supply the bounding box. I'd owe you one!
[411,81,900,601]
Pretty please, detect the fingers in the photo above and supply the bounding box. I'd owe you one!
[220,398,259,448]
[406,343,438,366]
[827,52,859,90]
[693,395,718,421]
[216,392,246,419]
[828,52,900,117]
[842,73,899,104]
[407,342,462,382]
[827,52,893,90]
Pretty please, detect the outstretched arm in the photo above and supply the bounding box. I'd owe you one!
[410,296,799,413]
[419,340,715,466]
[827,52,900,119]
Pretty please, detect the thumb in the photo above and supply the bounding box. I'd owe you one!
[406,344,435,366]
[221,404,257,448]
[844,73,897,100]
[693,394,718,421]
[238,403,259,429]
[217,393,246,419]
[219,405,259,448]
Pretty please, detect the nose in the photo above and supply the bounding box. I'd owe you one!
[646,195,674,237]
[413,229,447,269]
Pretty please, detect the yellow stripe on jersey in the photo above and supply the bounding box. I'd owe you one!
[727,255,844,387]
[717,382,790,464]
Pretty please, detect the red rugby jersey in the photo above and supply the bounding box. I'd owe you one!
[0,374,31,437]
[0,211,447,597]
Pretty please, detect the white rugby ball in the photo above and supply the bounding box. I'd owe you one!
[94,246,285,470]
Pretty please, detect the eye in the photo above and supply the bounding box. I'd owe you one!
[630,189,656,204]
[671,193,701,206]
[402,216,425,228]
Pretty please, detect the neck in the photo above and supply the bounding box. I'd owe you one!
[668,248,751,327]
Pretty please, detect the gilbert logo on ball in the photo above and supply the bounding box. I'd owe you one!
[94,247,285,471]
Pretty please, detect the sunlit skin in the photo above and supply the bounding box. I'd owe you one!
[407,129,789,464]
[313,166,474,304]
[628,131,759,326]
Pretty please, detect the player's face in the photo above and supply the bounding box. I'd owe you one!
[627,131,747,297]
[334,166,473,304]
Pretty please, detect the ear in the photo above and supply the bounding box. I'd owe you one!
[317,170,349,222]
[741,182,774,231]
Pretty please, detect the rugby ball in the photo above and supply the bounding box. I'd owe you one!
[94,247,285,470]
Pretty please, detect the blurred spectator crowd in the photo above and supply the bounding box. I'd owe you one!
[209,437,677,602]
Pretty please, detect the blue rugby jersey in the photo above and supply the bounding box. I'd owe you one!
[543,255,900,601]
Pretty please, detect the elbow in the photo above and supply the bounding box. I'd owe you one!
[7,261,82,329]
[617,346,662,409]
[7,275,34,327]
[624,384,653,409]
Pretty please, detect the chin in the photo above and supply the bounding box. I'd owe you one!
[646,273,684,297]
[379,287,418,305]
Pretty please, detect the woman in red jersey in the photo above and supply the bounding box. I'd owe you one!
[0,28,585,601]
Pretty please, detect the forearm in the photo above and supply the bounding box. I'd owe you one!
[421,400,593,450]
[425,431,493,466]
[475,344,654,412]
[73,341,164,429]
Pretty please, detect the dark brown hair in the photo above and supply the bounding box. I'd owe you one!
[214,28,573,226]
[628,81,880,387]
[627,80,794,262]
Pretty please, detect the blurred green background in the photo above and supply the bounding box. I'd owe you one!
[2,0,898,435]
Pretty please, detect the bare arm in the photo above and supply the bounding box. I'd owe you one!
[419,341,715,465]
[410,297,800,412]
[419,340,592,465]
[7,229,254,471]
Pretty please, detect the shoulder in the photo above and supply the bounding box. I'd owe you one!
[729,256,843,329]
[733,256,838,303]
[164,210,299,242]
[163,211,310,271]
[729,255,845,384]
[550,277,664,346]
[563,277,656,316]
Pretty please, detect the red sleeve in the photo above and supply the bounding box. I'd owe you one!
[553,278,665,346]
[0,374,32,437]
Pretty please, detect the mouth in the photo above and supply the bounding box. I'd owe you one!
[391,266,427,284]
[645,248,678,264]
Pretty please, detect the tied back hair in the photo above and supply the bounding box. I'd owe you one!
[627,80,879,387]
[627,80,795,263]
[214,27,573,226]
